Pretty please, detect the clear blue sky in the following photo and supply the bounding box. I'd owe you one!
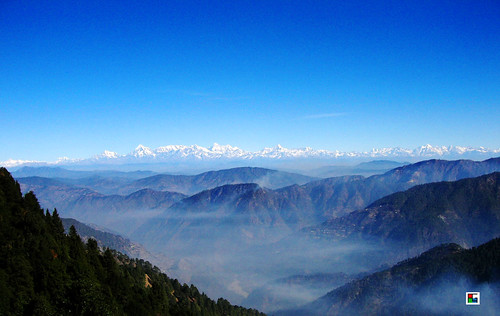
[1,0,499,161]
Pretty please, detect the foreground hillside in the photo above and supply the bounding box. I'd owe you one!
[276,238,500,315]
[0,168,264,316]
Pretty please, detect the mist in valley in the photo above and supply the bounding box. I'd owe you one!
[51,196,401,311]
[128,211,400,310]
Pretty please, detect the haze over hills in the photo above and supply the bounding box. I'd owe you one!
[293,157,500,218]
[15,167,315,239]
[17,157,499,257]
[277,238,500,316]
[15,158,500,232]
[133,183,320,254]
[16,176,101,209]
[243,272,358,313]
[11,166,157,179]
[17,177,186,235]
[61,217,153,261]
[15,167,315,195]
[117,167,315,195]
[305,160,409,178]
[15,158,500,255]
[3,143,499,169]
[128,159,500,307]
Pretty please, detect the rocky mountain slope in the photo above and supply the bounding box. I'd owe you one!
[306,172,500,255]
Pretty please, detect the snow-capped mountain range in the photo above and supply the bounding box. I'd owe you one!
[2,144,500,168]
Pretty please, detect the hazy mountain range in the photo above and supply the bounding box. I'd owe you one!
[15,158,500,225]
[3,143,500,168]
[10,157,500,312]
[15,158,500,252]
[135,160,500,255]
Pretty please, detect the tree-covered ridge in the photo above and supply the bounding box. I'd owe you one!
[0,168,265,316]
[276,238,500,315]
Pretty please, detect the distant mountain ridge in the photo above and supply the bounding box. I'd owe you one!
[17,177,187,235]
[129,158,500,306]
[306,160,409,178]
[15,167,314,237]
[14,166,315,196]
[12,166,157,179]
[294,157,500,218]
[3,143,499,167]
[117,167,315,195]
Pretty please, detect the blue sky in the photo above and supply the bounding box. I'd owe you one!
[1,0,499,161]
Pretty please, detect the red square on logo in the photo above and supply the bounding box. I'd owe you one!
[468,294,473,298]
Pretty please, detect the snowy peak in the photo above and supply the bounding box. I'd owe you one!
[411,145,492,157]
[2,144,499,168]
[132,145,156,158]
[95,150,119,159]
[210,143,238,152]
[101,143,500,162]
[209,143,246,158]
[414,144,447,156]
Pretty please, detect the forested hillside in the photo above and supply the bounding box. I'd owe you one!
[0,168,264,316]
